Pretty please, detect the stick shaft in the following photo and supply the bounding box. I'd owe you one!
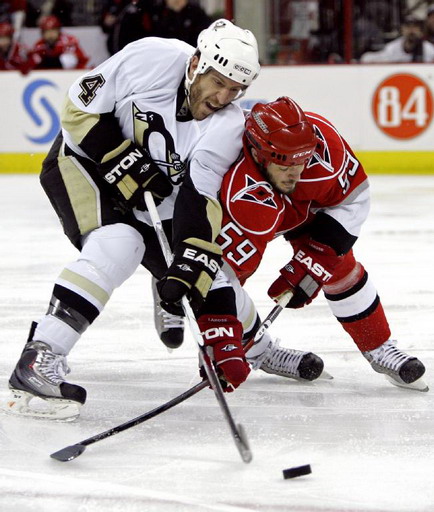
[144,191,252,462]
[80,381,208,447]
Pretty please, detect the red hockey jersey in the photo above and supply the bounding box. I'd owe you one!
[217,112,370,284]
[0,42,30,73]
[29,33,89,70]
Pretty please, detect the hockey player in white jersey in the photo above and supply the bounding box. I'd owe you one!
[6,19,261,420]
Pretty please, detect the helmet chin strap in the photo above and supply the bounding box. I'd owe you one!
[184,56,198,107]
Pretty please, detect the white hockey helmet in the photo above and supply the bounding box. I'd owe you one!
[185,19,260,98]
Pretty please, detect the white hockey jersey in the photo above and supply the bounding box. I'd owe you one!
[62,37,246,225]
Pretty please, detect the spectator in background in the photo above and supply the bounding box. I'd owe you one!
[151,0,211,48]
[425,5,434,45]
[0,21,30,72]
[25,0,73,27]
[28,15,88,69]
[353,3,384,60]
[0,0,26,40]
[308,1,342,63]
[361,16,434,63]
[101,0,154,55]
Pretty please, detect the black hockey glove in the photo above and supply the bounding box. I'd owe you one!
[98,140,172,209]
[157,238,222,315]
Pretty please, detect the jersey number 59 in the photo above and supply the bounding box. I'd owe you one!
[338,151,359,194]
[218,222,257,266]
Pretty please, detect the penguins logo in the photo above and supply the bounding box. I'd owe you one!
[133,104,186,185]
[231,175,277,209]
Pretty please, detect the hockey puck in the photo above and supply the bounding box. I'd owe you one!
[282,464,312,479]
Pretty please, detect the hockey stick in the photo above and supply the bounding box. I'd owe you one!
[143,191,254,463]
[50,295,289,462]
[49,301,287,462]
[50,381,207,461]
[50,191,289,463]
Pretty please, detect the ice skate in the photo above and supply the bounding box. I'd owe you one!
[5,328,86,420]
[257,339,327,382]
[363,339,428,392]
[152,276,184,349]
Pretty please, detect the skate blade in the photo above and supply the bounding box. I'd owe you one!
[318,370,334,380]
[384,375,429,392]
[4,389,82,421]
[291,369,334,382]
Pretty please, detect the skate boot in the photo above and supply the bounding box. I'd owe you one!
[5,323,86,420]
[363,339,428,392]
[259,339,325,381]
[152,276,184,349]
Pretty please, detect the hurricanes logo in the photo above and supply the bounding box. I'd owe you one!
[133,104,186,185]
[231,175,277,209]
[306,124,333,173]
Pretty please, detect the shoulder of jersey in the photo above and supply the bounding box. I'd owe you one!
[109,37,193,90]
[204,101,245,132]
[223,154,285,236]
[301,112,348,182]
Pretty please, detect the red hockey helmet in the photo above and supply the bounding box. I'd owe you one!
[0,22,14,38]
[39,15,62,31]
[245,97,318,167]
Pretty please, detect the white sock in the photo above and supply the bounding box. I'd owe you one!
[34,315,81,355]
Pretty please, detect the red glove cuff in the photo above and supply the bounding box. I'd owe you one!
[198,314,244,352]
[282,240,339,285]
[268,239,340,308]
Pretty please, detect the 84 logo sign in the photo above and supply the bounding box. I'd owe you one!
[372,73,433,139]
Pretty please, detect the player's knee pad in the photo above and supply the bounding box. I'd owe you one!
[79,223,145,289]
[325,250,360,291]
[324,263,376,320]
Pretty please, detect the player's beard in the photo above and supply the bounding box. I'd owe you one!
[188,79,223,121]
[263,166,298,195]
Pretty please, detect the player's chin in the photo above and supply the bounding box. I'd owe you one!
[279,182,297,194]
[191,102,215,121]
[191,109,209,121]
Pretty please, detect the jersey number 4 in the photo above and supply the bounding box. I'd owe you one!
[78,74,106,106]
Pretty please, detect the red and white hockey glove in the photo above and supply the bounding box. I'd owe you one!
[268,240,340,309]
[198,314,250,393]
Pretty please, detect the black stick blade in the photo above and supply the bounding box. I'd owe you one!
[236,424,252,464]
[50,444,86,462]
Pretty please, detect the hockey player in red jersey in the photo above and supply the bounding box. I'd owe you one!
[0,22,30,73]
[28,15,89,70]
[216,96,427,391]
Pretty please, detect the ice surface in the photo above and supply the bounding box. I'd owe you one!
[0,174,433,512]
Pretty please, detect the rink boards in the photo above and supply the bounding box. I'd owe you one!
[0,64,433,174]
